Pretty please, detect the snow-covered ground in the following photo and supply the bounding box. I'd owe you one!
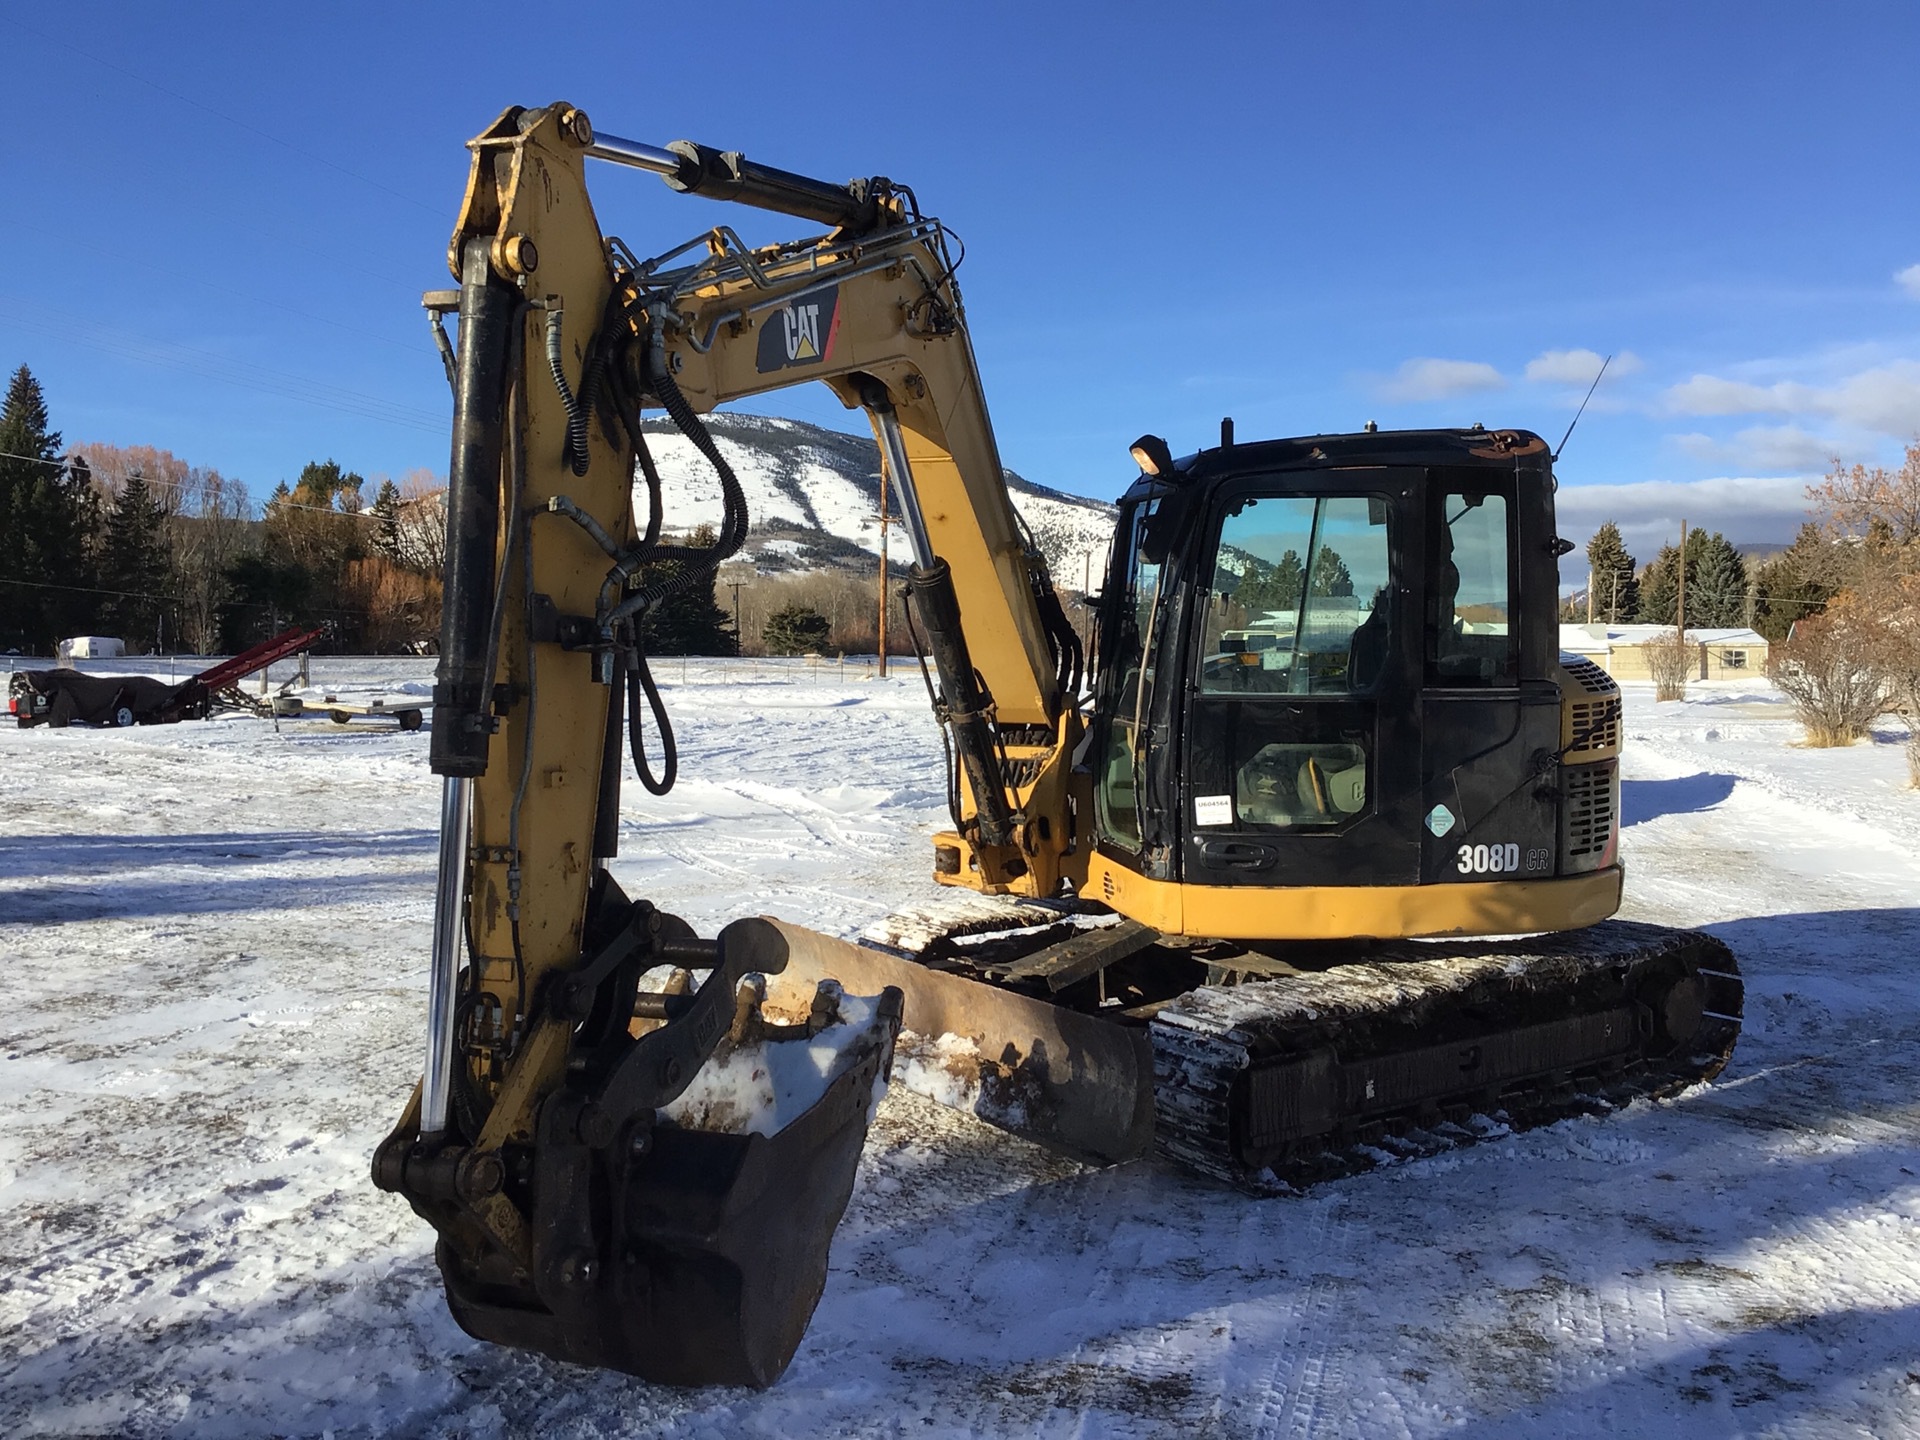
[3,664,1919,1438]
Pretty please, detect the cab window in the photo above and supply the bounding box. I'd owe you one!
[1094,498,1166,850]
[1199,494,1392,696]
[1187,492,1390,832]
[1428,488,1515,685]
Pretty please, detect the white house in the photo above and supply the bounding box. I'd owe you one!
[1559,623,1768,680]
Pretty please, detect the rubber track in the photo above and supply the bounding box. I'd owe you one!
[1150,920,1743,1193]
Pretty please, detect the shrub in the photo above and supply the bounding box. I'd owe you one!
[1768,604,1890,747]
[340,557,441,653]
[1644,627,1694,702]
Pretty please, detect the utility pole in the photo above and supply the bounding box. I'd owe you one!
[1586,565,1594,624]
[726,577,745,653]
[877,461,890,679]
[1082,547,1095,655]
[1676,518,1687,634]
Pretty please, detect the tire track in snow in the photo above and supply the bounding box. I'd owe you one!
[1225,1201,1360,1439]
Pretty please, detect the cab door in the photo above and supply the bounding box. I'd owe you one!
[1418,473,1561,883]
[1178,469,1423,889]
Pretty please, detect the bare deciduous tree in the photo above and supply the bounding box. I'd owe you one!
[1813,442,1920,550]
[391,468,447,574]
[1843,572,1920,784]
[728,569,911,657]
[172,468,254,653]
[71,442,257,653]
[340,557,442,652]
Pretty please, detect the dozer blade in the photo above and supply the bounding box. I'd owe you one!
[763,920,1156,1166]
[769,917,1741,1193]
[378,916,903,1389]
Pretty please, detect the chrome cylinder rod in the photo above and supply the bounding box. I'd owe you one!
[871,405,935,569]
[585,132,681,177]
[420,775,473,1136]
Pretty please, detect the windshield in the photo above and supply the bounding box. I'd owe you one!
[1199,493,1392,695]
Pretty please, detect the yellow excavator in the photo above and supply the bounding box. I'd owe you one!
[373,103,1742,1388]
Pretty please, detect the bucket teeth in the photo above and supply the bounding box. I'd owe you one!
[807,978,845,1035]
[728,972,770,1046]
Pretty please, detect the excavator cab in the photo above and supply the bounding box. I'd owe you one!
[1087,427,1617,939]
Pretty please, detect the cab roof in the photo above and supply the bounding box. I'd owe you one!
[1121,426,1553,505]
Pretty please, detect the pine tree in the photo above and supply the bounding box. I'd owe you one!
[1309,546,1353,597]
[762,602,832,656]
[1636,528,1719,626]
[1752,524,1834,641]
[635,525,740,656]
[1236,549,1304,614]
[100,469,172,648]
[1637,543,1680,624]
[370,477,402,559]
[0,365,96,650]
[1689,533,1748,628]
[1585,521,1638,622]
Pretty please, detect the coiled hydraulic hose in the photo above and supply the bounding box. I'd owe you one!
[545,307,607,478]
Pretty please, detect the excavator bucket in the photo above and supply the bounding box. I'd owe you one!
[436,1012,897,1387]
[377,910,902,1389]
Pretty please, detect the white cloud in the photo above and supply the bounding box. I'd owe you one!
[1670,425,1847,474]
[1524,348,1644,385]
[1897,264,1920,300]
[1555,475,1813,558]
[1372,358,1506,402]
[1663,361,1920,437]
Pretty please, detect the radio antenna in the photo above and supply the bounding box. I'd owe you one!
[1554,353,1613,460]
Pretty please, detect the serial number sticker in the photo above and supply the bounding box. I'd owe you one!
[1194,794,1234,827]
[1456,841,1522,875]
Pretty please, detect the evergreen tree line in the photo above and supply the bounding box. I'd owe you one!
[1225,545,1355,616]
[1580,519,1829,640]
[0,364,450,655]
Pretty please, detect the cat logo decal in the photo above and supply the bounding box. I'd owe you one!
[756,285,841,372]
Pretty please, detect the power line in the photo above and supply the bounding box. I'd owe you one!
[0,298,447,434]
[0,15,443,220]
[0,444,447,520]
[11,217,438,358]
[0,570,420,631]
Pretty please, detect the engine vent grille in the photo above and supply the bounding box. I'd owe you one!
[1560,654,1616,694]
[1569,697,1622,754]
[1561,761,1617,869]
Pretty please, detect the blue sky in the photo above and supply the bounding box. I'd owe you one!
[5,3,1918,563]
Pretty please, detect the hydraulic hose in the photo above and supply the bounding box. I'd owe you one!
[545,307,606,478]
[626,653,678,796]
[606,333,747,628]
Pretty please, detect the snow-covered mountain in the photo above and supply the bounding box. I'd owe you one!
[637,414,1116,591]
